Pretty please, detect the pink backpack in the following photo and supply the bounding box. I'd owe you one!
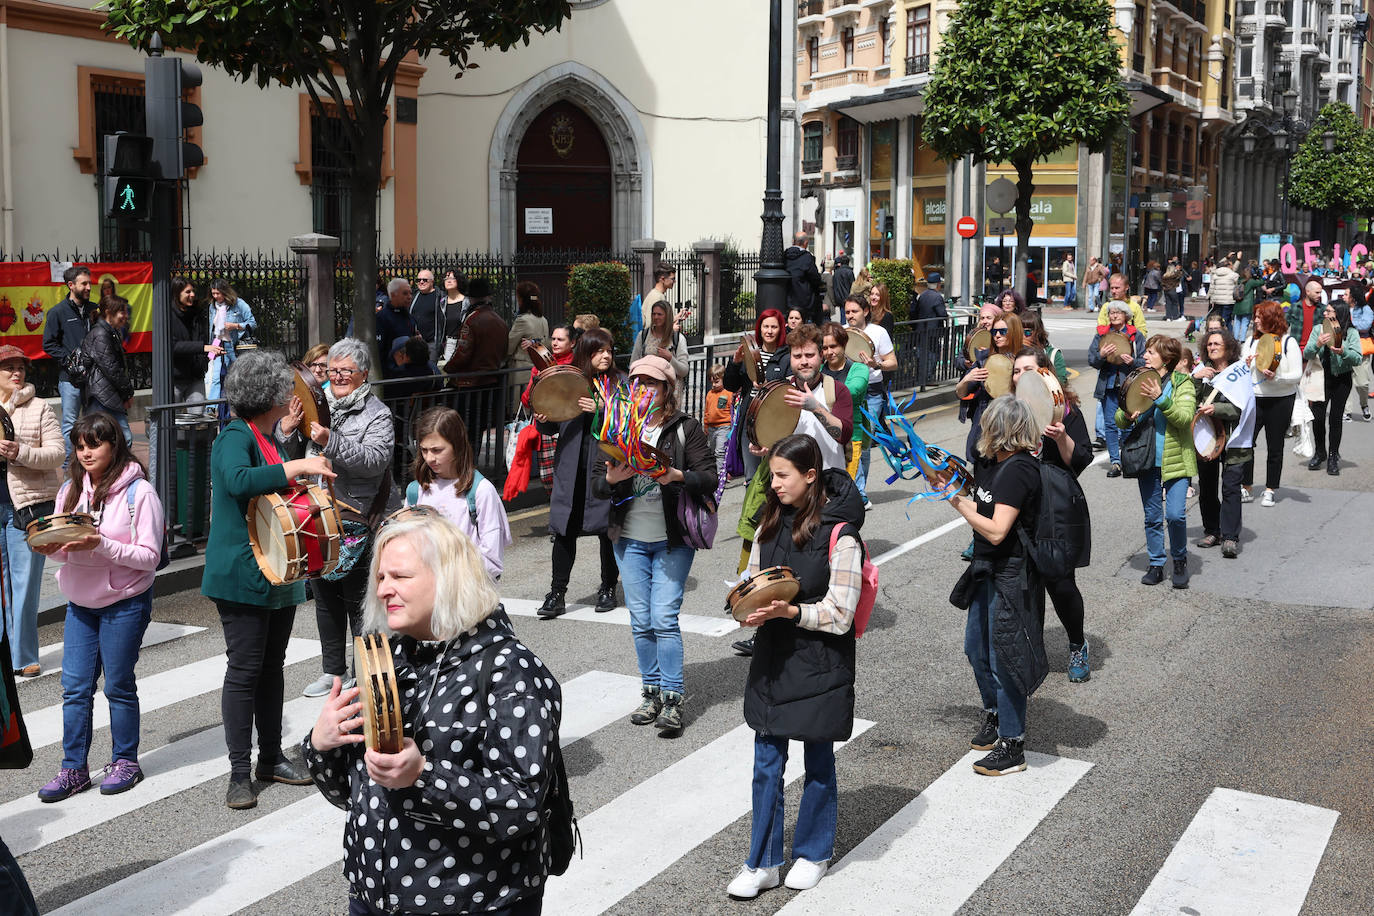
[830,524,879,638]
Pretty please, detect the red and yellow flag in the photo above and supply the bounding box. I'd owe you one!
[0,262,153,360]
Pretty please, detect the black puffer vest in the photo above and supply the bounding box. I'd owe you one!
[743,470,862,743]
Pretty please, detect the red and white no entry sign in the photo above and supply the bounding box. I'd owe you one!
[956,216,979,239]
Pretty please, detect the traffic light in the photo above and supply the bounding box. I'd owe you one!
[884,214,895,240]
[103,132,154,221]
[145,51,203,179]
[875,207,888,236]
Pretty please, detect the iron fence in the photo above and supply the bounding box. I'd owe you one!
[658,249,705,344]
[720,251,762,334]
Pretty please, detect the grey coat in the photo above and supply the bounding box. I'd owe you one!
[538,411,610,537]
[291,391,394,514]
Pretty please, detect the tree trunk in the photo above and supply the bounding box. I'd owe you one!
[349,103,386,380]
[1013,156,1036,305]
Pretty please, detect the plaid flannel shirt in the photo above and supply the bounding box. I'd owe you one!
[748,534,862,635]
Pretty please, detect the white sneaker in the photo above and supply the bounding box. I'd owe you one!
[726,865,779,899]
[1239,487,1252,504]
[1261,490,1275,508]
[302,673,337,698]
[784,858,830,890]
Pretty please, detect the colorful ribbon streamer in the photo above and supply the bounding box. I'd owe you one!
[857,391,972,508]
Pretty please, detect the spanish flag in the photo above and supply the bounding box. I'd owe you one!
[0,261,153,360]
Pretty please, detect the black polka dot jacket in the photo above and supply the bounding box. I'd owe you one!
[303,608,563,914]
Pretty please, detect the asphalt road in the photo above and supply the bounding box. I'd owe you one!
[7,311,1373,915]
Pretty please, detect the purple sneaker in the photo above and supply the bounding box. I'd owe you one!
[99,759,144,795]
[37,767,91,803]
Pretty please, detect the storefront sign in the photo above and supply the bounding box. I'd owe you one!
[987,195,1075,225]
[830,205,855,223]
[922,197,946,225]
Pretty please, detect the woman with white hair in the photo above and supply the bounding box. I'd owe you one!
[203,350,334,810]
[938,396,1046,777]
[305,512,562,916]
[281,337,396,700]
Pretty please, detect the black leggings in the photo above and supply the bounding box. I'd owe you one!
[550,531,618,592]
[1244,394,1296,490]
[1311,370,1354,458]
[314,554,369,678]
[216,600,295,780]
[1044,575,1085,646]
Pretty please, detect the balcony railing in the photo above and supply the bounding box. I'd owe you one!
[1339,60,1353,73]
[905,53,929,74]
[798,0,824,15]
[835,153,858,171]
[802,158,823,175]
[812,69,869,90]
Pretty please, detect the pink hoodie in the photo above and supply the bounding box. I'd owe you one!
[53,462,164,609]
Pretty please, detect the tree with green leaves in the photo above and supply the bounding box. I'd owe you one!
[1289,102,1374,240]
[103,0,571,362]
[922,0,1129,297]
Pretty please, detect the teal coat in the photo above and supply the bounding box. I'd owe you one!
[202,419,305,609]
[1302,324,1363,376]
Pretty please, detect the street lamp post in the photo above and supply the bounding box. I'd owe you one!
[754,0,791,316]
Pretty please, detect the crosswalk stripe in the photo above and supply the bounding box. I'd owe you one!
[547,719,876,916]
[1128,787,1339,916]
[503,597,740,637]
[776,750,1092,915]
[24,638,321,750]
[47,670,642,916]
[3,696,324,857]
[32,622,205,681]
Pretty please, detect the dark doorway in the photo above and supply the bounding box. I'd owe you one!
[516,101,613,252]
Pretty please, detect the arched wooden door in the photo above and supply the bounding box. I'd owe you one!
[515,100,613,252]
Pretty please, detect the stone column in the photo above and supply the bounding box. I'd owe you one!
[693,239,727,341]
[289,233,341,348]
[630,238,665,299]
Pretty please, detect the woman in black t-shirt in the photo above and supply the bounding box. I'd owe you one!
[1011,348,1093,685]
[936,396,1046,777]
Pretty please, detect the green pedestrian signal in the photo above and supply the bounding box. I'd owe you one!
[103,131,155,221]
[105,176,153,221]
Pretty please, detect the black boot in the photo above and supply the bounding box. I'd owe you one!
[1171,557,1190,589]
[1328,455,1340,476]
[536,589,567,619]
[1308,452,1327,471]
[971,710,999,751]
[594,583,617,613]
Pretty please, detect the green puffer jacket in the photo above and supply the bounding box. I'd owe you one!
[1115,369,1197,482]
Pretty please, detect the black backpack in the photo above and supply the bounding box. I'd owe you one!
[64,344,95,388]
[544,742,580,876]
[1017,460,1091,578]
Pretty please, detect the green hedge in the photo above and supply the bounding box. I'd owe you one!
[568,261,633,352]
[868,259,916,322]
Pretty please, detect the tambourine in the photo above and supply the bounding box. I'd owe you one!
[745,379,802,450]
[1192,412,1227,461]
[742,334,763,385]
[354,632,404,754]
[598,440,672,479]
[726,567,800,624]
[247,484,343,585]
[25,513,98,549]
[845,328,875,363]
[912,445,974,499]
[1015,367,1067,431]
[1122,367,1163,416]
[984,354,1013,398]
[522,338,555,371]
[965,328,992,361]
[290,360,330,433]
[1254,333,1282,374]
[529,365,591,424]
[1322,318,1339,349]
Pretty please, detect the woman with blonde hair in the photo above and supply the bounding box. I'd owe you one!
[300,343,330,391]
[938,396,1046,776]
[305,512,562,916]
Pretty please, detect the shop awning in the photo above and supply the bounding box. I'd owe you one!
[831,84,925,123]
[1124,80,1171,118]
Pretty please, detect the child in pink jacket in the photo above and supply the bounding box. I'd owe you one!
[33,412,164,802]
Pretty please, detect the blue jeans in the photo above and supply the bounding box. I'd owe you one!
[855,390,885,499]
[613,538,694,694]
[1100,391,1122,463]
[60,589,153,769]
[1232,316,1250,342]
[1144,289,1160,311]
[1064,281,1076,308]
[87,402,133,446]
[964,578,1026,739]
[1136,470,1190,566]
[1094,401,1105,440]
[0,503,45,671]
[747,735,837,869]
[58,379,82,462]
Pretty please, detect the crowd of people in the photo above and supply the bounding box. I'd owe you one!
[11,240,1373,914]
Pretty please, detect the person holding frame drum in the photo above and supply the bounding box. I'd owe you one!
[32,413,164,802]
[1191,330,1253,559]
[1301,299,1362,476]
[1088,301,1146,478]
[305,511,562,916]
[1239,300,1302,506]
[203,350,335,810]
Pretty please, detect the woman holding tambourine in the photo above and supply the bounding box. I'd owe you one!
[725,308,792,481]
[305,512,562,916]
[203,351,334,810]
[535,327,621,619]
[282,338,395,701]
[1239,300,1302,505]
[726,434,865,900]
[1301,300,1362,476]
[1191,330,1251,560]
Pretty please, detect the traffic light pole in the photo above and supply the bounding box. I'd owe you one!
[150,180,174,512]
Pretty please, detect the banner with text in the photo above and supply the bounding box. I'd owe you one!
[0,262,152,360]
